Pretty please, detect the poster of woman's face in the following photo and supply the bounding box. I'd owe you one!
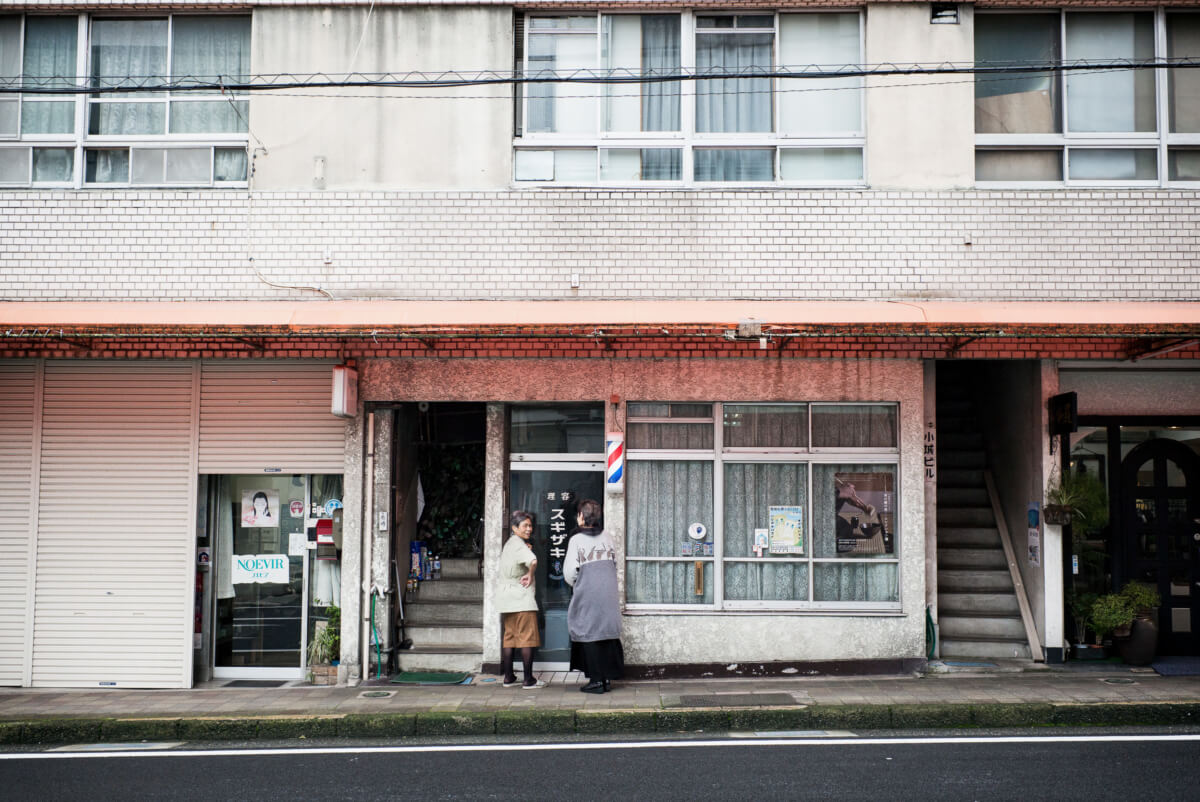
[241,489,280,529]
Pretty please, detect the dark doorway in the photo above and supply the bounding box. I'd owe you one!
[1120,438,1200,655]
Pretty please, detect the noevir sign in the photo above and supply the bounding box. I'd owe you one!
[232,554,289,584]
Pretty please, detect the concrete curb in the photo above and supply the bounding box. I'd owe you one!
[3,702,1199,744]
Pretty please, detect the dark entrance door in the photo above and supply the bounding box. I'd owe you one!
[1120,439,1200,655]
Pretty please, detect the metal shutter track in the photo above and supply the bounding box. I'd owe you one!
[199,362,345,474]
[0,363,37,686]
[32,362,194,688]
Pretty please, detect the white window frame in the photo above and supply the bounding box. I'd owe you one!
[514,10,867,188]
[975,8,1200,188]
[625,401,901,614]
[0,12,250,189]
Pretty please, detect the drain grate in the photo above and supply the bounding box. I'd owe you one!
[670,693,799,708]
[360,690,396,699]
[224,680,288,688]
[1101,677,1137,685]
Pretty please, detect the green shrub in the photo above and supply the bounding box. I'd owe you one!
[1091,594,1134,637]
[1120,581,1161,614]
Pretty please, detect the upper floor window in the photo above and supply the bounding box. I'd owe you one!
[514,11,864,187]
[0,14,250,189]
[975,10,1200,187]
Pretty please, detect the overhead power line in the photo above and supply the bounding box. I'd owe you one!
[2,58,1198,95]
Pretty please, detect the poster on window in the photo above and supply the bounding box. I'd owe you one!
[241,489,280,529]
[768,506,805,554]
[834,472,894,555]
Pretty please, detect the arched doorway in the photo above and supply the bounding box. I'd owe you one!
[1120,438,1200,656]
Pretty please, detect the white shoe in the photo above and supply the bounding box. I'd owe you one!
[522,679,547,690]
[502,677,521,688]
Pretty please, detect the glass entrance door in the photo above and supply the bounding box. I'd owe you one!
[509,464,605,667]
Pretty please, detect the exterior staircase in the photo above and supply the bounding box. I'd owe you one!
[936,384,1033,660]
[396,557,483,673]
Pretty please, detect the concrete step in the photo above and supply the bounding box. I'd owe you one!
[938,487,989,506]
[938,468,985,488]
[937,527,1002,548]
[938,569,1014,593]
[940,638,1032,661]
[439,558,480,579]
[412,578,483,602]
[938,591,1020,615]
[937,546,1008,570]
[403,600,483,625]
[395,646,481,673]
[937,507,995,527]
[938,450,986,469]
[403,623,483,649]
[937,431,983,450]
[939,613,1027,640]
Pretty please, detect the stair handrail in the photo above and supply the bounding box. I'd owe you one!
[983,470,1045,662]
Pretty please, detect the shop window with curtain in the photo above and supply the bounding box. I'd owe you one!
[0,13,250,188]
[625,402,900,611]
[514,11,864,186]
[975,10,1200,187]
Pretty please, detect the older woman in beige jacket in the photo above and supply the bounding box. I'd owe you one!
[496,510,546,689]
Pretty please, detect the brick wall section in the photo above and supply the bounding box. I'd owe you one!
[2,189,1199,302]
[2,335,1198,361]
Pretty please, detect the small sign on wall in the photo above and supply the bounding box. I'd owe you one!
[231,554,289,584]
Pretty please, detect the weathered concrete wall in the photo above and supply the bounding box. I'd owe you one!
[250,7,512,190]
[363,356,927,664]
[866,3,975,189]
[339,398,364,684]
[1060,367,1200,416]
[481,403,507,664]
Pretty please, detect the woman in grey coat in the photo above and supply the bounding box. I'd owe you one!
[563,498,624,694]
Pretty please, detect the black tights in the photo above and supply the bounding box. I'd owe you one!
[501,647,535,683]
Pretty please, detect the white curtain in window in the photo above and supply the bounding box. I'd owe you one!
[1168,13,1200,133]
[90,19,168,135]
[0,17,20,136]
[214,147,247,181]
[694,148,773,181]
[626,460,714,604]
[527,32,596,134]
[19,17,77,134]
[603,15,680,134]
[31,147,72,182]
[1065,13,1155,133]
[811,463,897,603]
[696,32,772,133]
[778,14,861,135]
[723,463,807,601]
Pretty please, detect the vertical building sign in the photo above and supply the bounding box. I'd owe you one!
[924,421,936,485]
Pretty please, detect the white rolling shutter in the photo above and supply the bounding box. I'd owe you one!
[33,362,195,688]
[199,361,347,474]
[0,362,38,686]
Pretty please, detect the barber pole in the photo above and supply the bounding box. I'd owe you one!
[606,432,624,494]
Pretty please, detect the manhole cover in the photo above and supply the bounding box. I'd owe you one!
[1102,678,1137,685]
[671,693,798,708]
[360,690,396,699]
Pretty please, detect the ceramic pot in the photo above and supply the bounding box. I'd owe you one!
[1115,616,1158,666]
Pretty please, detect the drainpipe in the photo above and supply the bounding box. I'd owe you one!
[361,411,375,684]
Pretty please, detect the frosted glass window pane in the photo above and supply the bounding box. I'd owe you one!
[723,404,808,448]
[812,404,897,448]
[84,149,128,182]
[599,148,680,181]
[974,14,1060,134]
[165,147,210,183]
[1168,13,1200,133]
[214,147,247,181]
[0,147,30,182]
[779,14,861,135]
[603,15,680,133]
[627,422,713,450]
[21,101,74,134]
[725,562,808,601]
[1065,13,1155,132]
[131,148,165,184]
[527,32,596,134]
[1169,148,1200,181]
[89,102,165,135]
[723,462,808,558]
[814,563,897,602]
[780,148,862,181]
[696,32,773,133]
[514,149,554,180]
[32,147,72,182]
[554,149,596,181]
[626,460,714,605]
[1068,148,1157,180]
[976,150,1063,181]
[91,19,167,93]
[695,148,773,181]
[627,561,713,605]
[0,100,16,138]
[170,100,248,133]
[172,16,250,88]
[24,16,77,90]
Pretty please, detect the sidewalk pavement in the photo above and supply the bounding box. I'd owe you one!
[3,663,1200,745]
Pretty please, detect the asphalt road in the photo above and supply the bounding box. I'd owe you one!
[3,733,1198,801]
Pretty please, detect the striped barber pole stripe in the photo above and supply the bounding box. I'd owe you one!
[606,433,624,489]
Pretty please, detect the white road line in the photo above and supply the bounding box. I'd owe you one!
[3,733,1200,760]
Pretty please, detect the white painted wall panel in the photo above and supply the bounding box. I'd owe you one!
[0,362,37,686]
[199,362,346,474]
[32,362,194,688]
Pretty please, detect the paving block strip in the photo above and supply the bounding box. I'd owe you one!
[3,702,1200,744]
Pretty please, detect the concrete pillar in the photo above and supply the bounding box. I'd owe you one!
[339,400,364,684]
[368,409,394,668]
[923,360,938,657]
[481,403,506,664]
[1040,361,1065,662]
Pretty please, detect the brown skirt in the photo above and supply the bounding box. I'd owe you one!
[501,611,541,648]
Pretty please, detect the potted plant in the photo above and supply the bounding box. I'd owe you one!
[1044,469,1109,531]
[1067,589,1104,659]
[1090,592,1134,643]
[1114,581,1160,666]
[307,604,341,685]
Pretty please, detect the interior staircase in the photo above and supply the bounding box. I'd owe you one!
[396,557,483,673]
[936,382,1032,660]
